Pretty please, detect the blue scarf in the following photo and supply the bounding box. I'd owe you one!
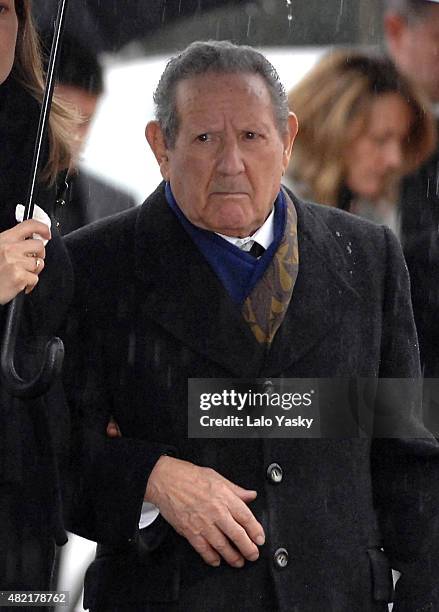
[165,182,286,304]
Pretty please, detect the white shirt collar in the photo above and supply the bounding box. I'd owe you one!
[216,207,275,251]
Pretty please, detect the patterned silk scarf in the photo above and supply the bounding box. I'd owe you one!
[242,190,299,345]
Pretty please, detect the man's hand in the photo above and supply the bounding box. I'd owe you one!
[0,220,50,304]
[145,456,265,568]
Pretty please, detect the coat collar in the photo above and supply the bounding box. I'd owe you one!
[134,183,360,376]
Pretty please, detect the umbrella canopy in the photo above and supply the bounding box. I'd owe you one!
[32,0,248,54]
[33,1,383,56]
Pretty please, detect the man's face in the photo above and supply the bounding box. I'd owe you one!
[0,0,18,85]
[147,72,297,237]
[385,6,439,102]
[55,84,100,165]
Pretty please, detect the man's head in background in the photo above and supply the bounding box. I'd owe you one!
[53,37,104,162]
[384,0,439,103]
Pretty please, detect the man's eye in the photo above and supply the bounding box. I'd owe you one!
[196,134,210,142]
[244,132,257,140]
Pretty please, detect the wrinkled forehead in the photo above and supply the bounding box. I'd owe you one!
[174,71,274,121]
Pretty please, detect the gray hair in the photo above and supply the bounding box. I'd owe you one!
[153,40,289,148]
[384,0,438,21]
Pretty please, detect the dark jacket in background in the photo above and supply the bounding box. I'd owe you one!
[400,126,439,379]
[62,184,439,612]
[55,168,136,236]
[0,77,73,591]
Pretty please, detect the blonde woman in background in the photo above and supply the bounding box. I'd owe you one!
[286,50,435,236]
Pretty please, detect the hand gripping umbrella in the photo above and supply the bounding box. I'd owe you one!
[1,0,69,399]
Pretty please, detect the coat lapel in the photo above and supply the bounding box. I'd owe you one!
[134,185,361,377]
[266,196,362,374]
[134,185,266,377]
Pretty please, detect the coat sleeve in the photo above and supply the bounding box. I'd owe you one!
[61,227,176,546]
[370,227,439,610]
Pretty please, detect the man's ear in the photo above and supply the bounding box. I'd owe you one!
[145,121,170,180]
[384,13,407,54]
[282,112,299,174]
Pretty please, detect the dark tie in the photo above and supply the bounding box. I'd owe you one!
[248,241,265,258]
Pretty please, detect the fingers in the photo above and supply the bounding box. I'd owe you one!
[9,253,45,275]
[215,476,265,553]
[8,268,40,297]
[22,238,47,259]
[206,523,249,567]
[26,256,44,275]
[223,479,257,502]
[0,238,46,304]
[182,498,264,567]
[1,240,45,266]
[23,270,41,294]
[0,219,51,243]
[187,525,260,568]
[0,239,46,265]
[146,458,266,569]
[178,507,253,568]
[186,533,221,567]
[207,498,263,566]
[223,501,265,547]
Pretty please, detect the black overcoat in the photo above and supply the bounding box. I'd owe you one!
[0,78,73,591]
[399,134,439,378]
[63,183,439,612]
[55,169,136,236]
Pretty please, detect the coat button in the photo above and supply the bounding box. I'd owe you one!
[266,462,283,484]
[273,547,289,569]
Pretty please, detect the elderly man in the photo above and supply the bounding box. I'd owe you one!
[384,0,439,377]
[62,41,438,612]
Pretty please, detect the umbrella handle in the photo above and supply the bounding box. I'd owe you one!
[1,293,64,399]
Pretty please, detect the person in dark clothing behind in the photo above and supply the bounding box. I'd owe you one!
[384,0,439,376]
[0,0,74,598]
[50,36,136,235]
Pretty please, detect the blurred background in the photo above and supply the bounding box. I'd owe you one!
[34,0,385,206]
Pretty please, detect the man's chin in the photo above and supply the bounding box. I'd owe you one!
[212,221,258,238]
[207,204,248,232]
[212,213,254,236]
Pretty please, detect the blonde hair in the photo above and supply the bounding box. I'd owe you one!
[12,0,73,183]
[287,50,436,206]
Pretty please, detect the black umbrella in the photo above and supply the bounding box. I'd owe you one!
[0,0,70,398]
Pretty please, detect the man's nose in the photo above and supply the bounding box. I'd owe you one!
[216,139,245,175]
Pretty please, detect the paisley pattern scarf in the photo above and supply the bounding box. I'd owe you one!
[242,190,299,345]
